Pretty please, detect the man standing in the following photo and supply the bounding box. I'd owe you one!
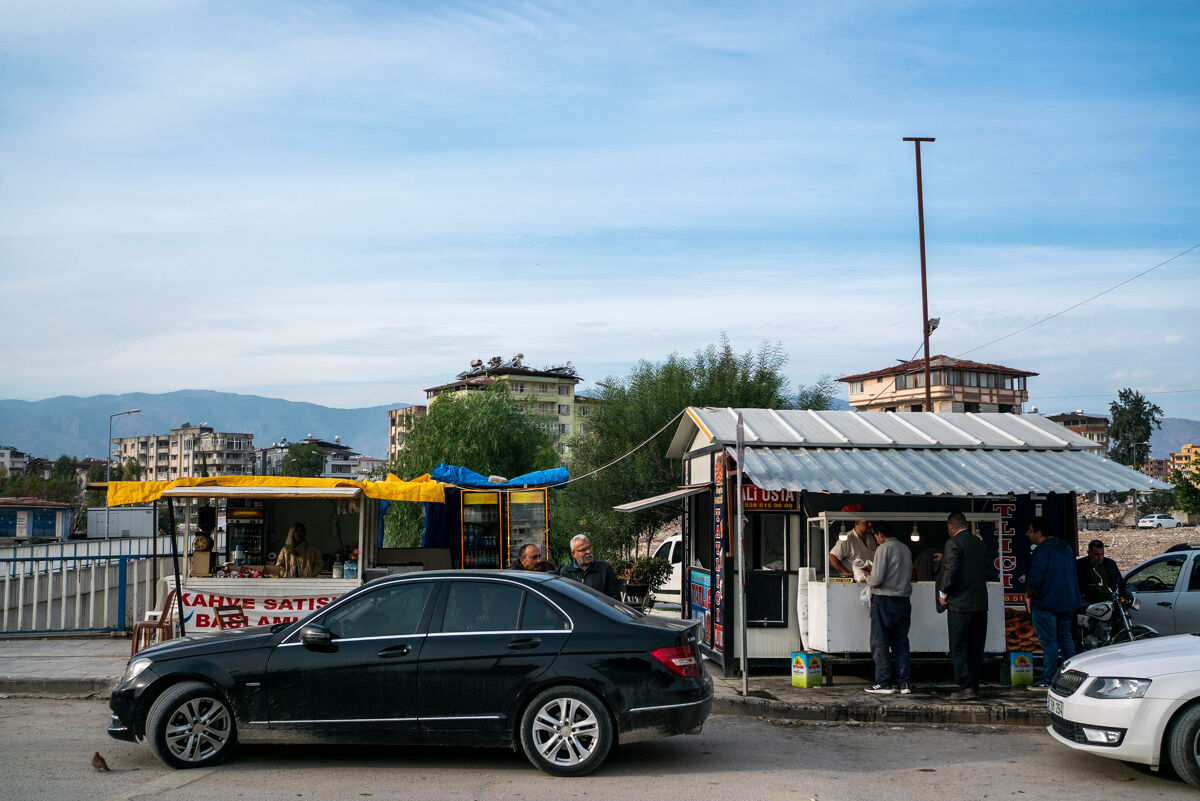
[937,512,990,700]
[559,534,622,599]
[864,522,913,695]
[1026,517,1082,689]
[829,515,876,579]
[507,543,542,571]
[1076,539,1126,604]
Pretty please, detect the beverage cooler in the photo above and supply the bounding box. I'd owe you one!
[226,507,265,565]
[456,488,549,569]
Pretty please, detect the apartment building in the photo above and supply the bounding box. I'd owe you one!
[1169,443,1198,477]
[1044,411,1109,451]
[422,355,583,457]
[838,355,1035,414]
[113,423,255,480]
[386,405,427,461]
[254,435,375,479]
[0,445,28,476]
[1143,457,1171,481]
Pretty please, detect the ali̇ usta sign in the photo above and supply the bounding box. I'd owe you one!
[739,485,797,511]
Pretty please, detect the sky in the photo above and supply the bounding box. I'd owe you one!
[1,1,1198,419]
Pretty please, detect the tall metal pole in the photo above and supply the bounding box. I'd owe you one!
[106,409,140,538]
[904,137,935,412]
[736,413,748,695]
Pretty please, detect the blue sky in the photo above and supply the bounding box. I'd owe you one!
[1,1,1197,418]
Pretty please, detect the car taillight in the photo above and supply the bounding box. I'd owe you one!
[651,645,701,677]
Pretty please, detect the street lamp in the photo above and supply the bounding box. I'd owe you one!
[106,408,141,538]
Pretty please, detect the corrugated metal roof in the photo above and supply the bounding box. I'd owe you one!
[667,408,1096,454]
[739,446,1168,495]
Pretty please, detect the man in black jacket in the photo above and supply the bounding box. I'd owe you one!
[559,534,622,600]
[1076,540,1126,604]
[936,512,991,700]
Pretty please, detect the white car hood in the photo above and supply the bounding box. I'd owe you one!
[1062,633,1200,678]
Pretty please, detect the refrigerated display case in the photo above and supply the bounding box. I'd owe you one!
[506,489,548,564]
[460,491,501,568]
[226,507,265,565]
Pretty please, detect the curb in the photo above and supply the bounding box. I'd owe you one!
[0,678,115,698]
[712,692,1049,726]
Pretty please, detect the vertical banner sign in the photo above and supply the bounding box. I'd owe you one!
[736,413,748,692]
[712,452,725,654]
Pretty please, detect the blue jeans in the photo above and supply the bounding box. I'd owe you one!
[870,595,912,687]
[1031,606,1076,683]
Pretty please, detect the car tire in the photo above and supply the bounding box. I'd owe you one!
[146,680,238,769]
[1167,702,1200,789]
[519,685,613,777]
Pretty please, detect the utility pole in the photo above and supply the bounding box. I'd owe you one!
[903,137,935,412]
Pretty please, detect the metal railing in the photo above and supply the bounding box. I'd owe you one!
[0,538,186,634]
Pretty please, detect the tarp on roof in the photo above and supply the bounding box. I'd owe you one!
[429,463,568,489]
[737,446,1169,496]
[107,475,447,506]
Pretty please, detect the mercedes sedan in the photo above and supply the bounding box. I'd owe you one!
[108,571,712,776]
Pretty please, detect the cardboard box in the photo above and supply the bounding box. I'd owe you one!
[791,651,823,688]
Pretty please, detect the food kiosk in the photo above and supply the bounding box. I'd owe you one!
[107,476,447,632]
[620,408,1168,678]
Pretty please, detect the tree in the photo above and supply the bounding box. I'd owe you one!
[119,458,142,481]
[51,455,77,481]
[384,386,557,546]
[282,443,326,477]
[1171,469,1200,515]
[556,336,835,560]
[1107,389,1163,468]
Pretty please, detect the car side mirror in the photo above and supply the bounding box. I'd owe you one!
[299,623,337,652]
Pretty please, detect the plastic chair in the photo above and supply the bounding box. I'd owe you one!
[132,588,179,656]
[215,604,249,630]
[622,583,650,612]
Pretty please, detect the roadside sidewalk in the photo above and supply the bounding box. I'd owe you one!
[0,636,1051,727]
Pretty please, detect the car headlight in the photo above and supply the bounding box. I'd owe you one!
[1084,677,1151,699]
[122,657,153,683]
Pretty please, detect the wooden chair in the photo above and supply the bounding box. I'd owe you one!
[214,604,249,630]
[131,588,179,656]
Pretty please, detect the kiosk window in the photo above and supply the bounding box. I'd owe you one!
[689,492,713,569]
[752,514,786,570]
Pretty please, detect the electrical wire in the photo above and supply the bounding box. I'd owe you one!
[956,242,1200,358]
[858,341,926,408]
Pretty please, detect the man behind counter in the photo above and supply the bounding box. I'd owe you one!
[829,516,876,578]
[275,522,323,578]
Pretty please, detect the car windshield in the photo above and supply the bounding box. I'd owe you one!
[547,576,644,620]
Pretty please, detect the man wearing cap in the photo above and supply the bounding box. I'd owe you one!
[829,506,876,579]
[1076,540,1126,605]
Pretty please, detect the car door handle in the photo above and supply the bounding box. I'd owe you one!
[378,643,412,658]
[507,637,541,650]
[1156,602,1173,608]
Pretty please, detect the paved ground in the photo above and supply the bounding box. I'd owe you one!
[2,698,1194,801]
[0,634,1050,727]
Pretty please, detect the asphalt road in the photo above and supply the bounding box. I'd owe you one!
[1,698,1195,801]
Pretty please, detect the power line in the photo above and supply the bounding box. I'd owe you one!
[956,242,1200,358]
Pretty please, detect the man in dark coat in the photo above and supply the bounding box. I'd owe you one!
[559,534,622,600]
[506,543,542,571]
[1027,516,1082,689]
[1076,539,1126,604]
[937,512,990,700]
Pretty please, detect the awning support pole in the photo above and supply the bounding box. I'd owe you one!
[737,413,749,695]
[167,498,186,637]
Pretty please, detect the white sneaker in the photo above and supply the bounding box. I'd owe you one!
[865,684,896,694]
[899,684,912,695]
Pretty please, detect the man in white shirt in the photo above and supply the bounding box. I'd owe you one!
[829,519,876,578]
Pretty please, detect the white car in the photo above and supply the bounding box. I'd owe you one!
[1046,634,1200,787]
[1139,514,1185,529]
[1124,545,1200,636]
[650,534,684,606]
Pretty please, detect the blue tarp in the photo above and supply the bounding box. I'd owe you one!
[429,463,568,489]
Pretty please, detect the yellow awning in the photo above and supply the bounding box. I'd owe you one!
[107,475,447,506]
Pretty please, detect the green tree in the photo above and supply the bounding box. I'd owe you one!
[51,455,78,481]
[556,336,833,560]
[384,386,557,546]
[119,458,142,480]
[1171,469,1200,515]
[282,443,326,477]
[1107,389,1163,468]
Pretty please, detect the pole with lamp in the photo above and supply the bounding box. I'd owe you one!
[106,409,140,538]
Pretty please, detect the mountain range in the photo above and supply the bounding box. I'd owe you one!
[1,390,1196,465]
[0,390,406,461]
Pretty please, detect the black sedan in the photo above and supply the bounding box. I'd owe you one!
[108,570,713,776]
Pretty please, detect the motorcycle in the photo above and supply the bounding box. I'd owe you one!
[1076,588,1158,650]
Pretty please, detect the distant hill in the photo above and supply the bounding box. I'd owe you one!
[1153,417,1200,460]
[0,390,406,460]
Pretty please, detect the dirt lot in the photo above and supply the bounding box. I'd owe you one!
[1076,524,1198,569]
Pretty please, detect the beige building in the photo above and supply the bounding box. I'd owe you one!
[113,422,254,480]
[1168,443,1198,477]
[386,406,427,461]
[1045,411,1109,451]
[422,356,583,458]
[838,355,1035,414]
[1143,457,1171,481]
